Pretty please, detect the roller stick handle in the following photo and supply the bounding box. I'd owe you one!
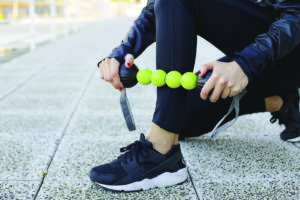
[119,63,139,88]
[196,71,212,89]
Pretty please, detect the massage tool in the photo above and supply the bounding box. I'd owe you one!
[119,63,212,89]
[118,63,211,132]
[118,62,247,139]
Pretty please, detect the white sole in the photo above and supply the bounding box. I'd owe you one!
[286,136,300,143]
[96,167,188,192]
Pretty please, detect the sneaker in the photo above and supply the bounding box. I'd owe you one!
[270,90,300,142]
[89,133,188,191]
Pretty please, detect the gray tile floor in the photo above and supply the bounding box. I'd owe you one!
[0,19,299,200]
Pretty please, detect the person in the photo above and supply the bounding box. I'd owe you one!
[90,0,300,192]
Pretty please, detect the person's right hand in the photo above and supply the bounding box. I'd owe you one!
[98,54,135,90]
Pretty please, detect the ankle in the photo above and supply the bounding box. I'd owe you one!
[147,123,179,154]
[265,96,283,113]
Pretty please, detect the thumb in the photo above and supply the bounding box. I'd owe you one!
[124,54,134,68]
[199,62,215,77]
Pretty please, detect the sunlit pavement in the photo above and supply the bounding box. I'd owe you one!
[0,19,299,200]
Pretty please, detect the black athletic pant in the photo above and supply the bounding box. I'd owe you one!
[151,0,297,139]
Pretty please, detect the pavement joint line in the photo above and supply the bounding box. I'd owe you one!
[0,179,40,182]
[0,46,75,103]
[33,67,96,200]
[191,177,300,183]
[0,66,47,102]
[186,167,201,200]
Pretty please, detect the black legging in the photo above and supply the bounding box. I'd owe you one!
[151,0,297,139]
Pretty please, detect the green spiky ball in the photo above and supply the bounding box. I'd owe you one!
[165,71,182,89]
[181,72,197,90]
[151,69,166,87]
[136,68,152,85]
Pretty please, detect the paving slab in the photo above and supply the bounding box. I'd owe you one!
[64,74,156,137]
[0,23,101,99]
[1,18,300,199]
[36,134,198,200]
[0,63,94,137]
[35,37,198,197]
[0,20,100,186]
[0,113,66,138]
[0,68,95,181]
[181,113,300,199]
[0,41,74,98]
[0,181,40,200]
[0,137,57,180]
[37,180,197,200]
[0,95,76,115]
[197,179,299,200]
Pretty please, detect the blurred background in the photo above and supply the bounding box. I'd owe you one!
[0,0,146,63]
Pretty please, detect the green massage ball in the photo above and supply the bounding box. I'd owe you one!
[151,69,166,87]
[181,72,197,90]
[165,71,182,88]
[136,68,152,85]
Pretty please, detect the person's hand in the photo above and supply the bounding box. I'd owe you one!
[199,60,249,102]
[98,54,135,90]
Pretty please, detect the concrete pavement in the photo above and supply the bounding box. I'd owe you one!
[0,19,299,200]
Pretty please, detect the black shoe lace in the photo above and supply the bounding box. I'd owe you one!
[270,112,284,125]
[270,99,291,125]
[118,139,150,164]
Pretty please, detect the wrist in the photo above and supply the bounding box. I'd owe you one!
[231,60,240,69]
[232,58,251,82]
[97,57,120,68]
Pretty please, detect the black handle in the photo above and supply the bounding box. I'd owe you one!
[196,71,212,89]
[120,62,212,90]
[119,63,139,88]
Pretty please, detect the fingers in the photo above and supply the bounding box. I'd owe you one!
[102,61,110,81]
[221,87,231,99]
[199,62,214,77]
[201,77,233,102]
[210,78,226,102]
[99,62,104,79]
[199,60,249,102]
[111,60,123,90]
[229,87,242,97]
[124,54,134,68]
[98,58,122,90]
[200,73,216,100]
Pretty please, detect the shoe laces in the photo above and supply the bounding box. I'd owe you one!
[270,112,285,125]
[118,134,150,164]
[270,91,300,126]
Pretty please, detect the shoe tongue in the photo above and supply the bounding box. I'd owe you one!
[139,133,180,157]
[139,133,153,148]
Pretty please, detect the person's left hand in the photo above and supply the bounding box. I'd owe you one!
[199,60,249,102]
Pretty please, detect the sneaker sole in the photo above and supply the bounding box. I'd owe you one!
[96,167,188,192]
[286,136,300,143]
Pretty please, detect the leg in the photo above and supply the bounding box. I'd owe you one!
[193,0,275,59]
[90,0,198,191]
[149,0,281,145]
[179,78,292,139]
[265,96,283,113]
[148,0,198,153]
[176,0,296,139]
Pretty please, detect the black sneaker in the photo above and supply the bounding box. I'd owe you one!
[270,90,300,142]
[89,133,188,191]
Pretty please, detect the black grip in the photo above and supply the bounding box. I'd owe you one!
[119,63,139,88]
[196,71,212,89]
